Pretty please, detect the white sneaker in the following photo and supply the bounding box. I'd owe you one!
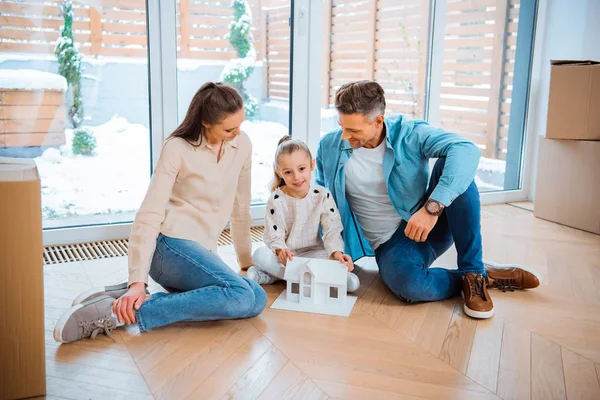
[347,272,360,292]
[247,266,278,285]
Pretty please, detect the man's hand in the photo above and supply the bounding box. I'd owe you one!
[112,282,147,325]
[276,248,295,266]
[405,206,440,242]
[332,251,354,272]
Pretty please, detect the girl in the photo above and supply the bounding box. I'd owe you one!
[54,82,267,343]
[247,136,360,292]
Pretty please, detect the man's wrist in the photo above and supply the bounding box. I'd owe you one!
[424,198,444,216]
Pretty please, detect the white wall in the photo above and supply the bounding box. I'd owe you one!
[526,0,600,200]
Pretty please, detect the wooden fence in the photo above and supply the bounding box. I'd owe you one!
[0,0,264,59]
[0,0,519,159]
[263,2,291,101]
[317,0,520,159]
[439,0,520,159]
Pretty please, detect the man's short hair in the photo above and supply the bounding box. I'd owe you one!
[334,80,386,120]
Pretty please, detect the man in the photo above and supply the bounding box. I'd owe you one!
[315,80,540,318]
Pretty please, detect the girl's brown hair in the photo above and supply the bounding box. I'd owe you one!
[170,82,243,146]
[270,135,313,192]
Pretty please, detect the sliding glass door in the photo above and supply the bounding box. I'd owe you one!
[0,0,536,244]
[0,0,300,244]
[313,0,538,200]
[0,0,153,241]
[174,0,292,204]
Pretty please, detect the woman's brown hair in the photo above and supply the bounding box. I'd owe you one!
[170,82,243,146]
[270,135,313,192]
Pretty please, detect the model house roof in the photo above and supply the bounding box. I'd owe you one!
[284,257,347,286]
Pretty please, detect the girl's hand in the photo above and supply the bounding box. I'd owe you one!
[112,282,147,325]
[276,248,295,266]
[332,251,354,272]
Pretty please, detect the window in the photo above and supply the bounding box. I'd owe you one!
[303,286,312,297]
[0,0,302,244]
[330,286,339,298]
[302,272,312,297]
[175,0,292,204]
[313,0,537,198]
[303,272,312,285]
[291,282,299,294]
[430,0,534,192]
[320,0,430,138]
[0,1,152,231]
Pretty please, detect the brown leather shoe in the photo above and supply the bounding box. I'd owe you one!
[462,273,494,319]
[484,261,541,291]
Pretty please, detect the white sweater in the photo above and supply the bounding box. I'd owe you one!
[263,185,345,257]
[128,134,253,285]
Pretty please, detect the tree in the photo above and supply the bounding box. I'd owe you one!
[220,0,258,117]
[55,0,84,128]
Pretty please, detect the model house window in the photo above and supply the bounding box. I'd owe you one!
[303,272,312,285]
[303,272,312,297]
[291,282,299,294]
[330,287,339,299]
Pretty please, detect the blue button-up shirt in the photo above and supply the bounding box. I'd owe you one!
[315,115,481,260]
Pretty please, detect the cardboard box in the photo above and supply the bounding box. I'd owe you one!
[534,138,600,235]
[546,60,600,141]
[0,158,46,399]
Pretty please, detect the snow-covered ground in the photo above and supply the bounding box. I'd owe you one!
[36,116,502,221]
[36,117,151,220]
[36,117,286,220]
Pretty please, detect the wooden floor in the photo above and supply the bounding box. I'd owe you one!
[39,203,600,400]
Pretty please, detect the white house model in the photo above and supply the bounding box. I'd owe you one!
[270,257,358,317]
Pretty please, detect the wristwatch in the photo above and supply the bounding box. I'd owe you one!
[424,199,444,216]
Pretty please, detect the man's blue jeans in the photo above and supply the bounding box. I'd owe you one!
[136,234,267,332]
[375,158,485,303]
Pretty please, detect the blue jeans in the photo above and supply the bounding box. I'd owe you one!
[136,234,267,332]
[375,158,485,303]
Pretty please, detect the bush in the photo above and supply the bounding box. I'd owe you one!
[72,128,97,156]
[221,0,258,118]
[55,0,83,128]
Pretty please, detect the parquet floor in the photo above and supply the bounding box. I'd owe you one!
[38,203,600,399]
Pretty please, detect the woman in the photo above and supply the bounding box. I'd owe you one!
[54,82,267,343]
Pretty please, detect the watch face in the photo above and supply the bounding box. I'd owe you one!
[427,200,440,214]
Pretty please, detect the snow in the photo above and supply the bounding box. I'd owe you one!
[244,120,288,202]
[35,117,287,220]
[36,117,151,219]
[33,115,504,220]
[219,46,257,82]
[478,157,506,174]
[0,69,67,91]
[177,58,228,71]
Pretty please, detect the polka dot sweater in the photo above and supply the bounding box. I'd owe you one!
[263,185,345,257]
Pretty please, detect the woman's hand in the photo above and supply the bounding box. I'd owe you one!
[332,251,354,271]
[112,282,147,325]
[276,248,295,266]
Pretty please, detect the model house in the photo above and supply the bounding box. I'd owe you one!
[283,257,348,306]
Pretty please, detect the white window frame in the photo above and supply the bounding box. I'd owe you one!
[43,0,540,246]
[44,0,306,245]
[303,0,540,207]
